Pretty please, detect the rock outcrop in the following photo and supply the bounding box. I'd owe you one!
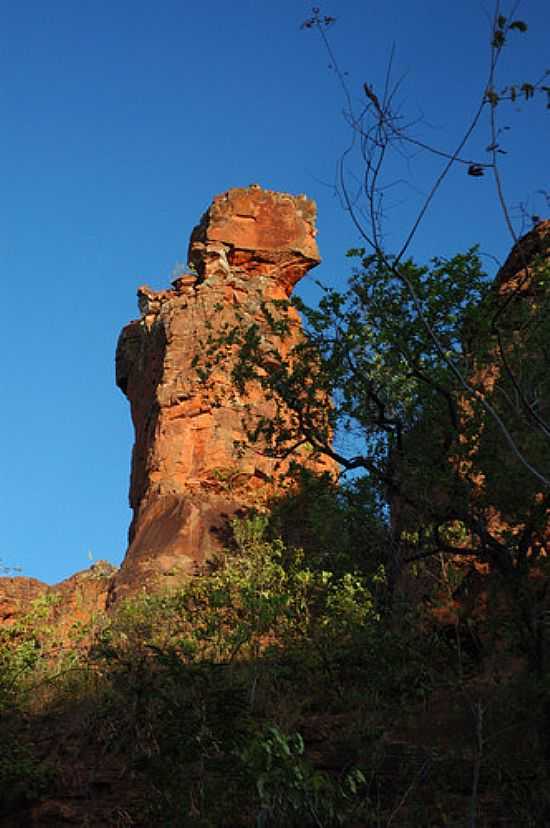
[110,186,328,601]
[0,563,115,641]
[495,219,550,296]
[0,194,546,634]
[0,577,49,625]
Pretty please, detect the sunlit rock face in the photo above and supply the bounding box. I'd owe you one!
[0,564,115,640]
[188,185,320,293]
[0,577,48,625]
[495,219,550,297]
[111,185,328,601]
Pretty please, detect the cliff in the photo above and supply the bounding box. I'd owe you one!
[2,197,546,620]
[110,185,329,601]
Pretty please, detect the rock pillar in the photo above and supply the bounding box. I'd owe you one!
[111,186,324,599]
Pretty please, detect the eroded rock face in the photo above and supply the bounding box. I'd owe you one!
[0,563,114,640]
[188,185,320,293]
[495,219,550,296]
[111,186,326,601]
[0,577,48,625]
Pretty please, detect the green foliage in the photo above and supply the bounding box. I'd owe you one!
[0,594,60,710]
[202,226,550,655]
[0,737,57,808]
[240,725,367,827]
[203,249,493,510]
[77,518,383,823]
[266,467,387,579]
[0,5,547,823]
[2,512,550,824]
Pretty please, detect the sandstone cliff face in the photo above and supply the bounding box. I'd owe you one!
[495,219,550,296]
[0,564,115,641]
[0,577,48,625]
[111,186,325,600]
[0,197,546,629]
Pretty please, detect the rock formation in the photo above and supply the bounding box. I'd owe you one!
[0,563,115,640]
[2,188,544,623]
[110,185,329,601]
[495,219,550,296]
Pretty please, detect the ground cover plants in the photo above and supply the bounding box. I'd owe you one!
[1,494,550,826]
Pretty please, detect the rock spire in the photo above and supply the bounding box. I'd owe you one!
[111,185,326,599]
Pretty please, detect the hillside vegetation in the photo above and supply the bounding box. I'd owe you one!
[2,486,550,826]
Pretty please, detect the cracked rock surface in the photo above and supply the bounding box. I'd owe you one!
[111,185,328,601]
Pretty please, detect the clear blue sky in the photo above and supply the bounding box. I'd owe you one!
[1,0,547,583]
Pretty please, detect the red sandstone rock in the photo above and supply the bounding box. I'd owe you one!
[49,562,114,637]
[110,186,330,601]
[0,563,114,643]
[0,576,48,624]
[188,185,320,295]
[495,219,550,296]
[0,201,546,622]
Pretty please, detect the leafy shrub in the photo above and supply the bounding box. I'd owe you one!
[240,725,367,827]
[0,734,57,809]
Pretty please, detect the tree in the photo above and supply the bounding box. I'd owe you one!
[199,3,550,671]
[298,4,550,485]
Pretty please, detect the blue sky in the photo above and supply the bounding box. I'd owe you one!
[1,0,547,583]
